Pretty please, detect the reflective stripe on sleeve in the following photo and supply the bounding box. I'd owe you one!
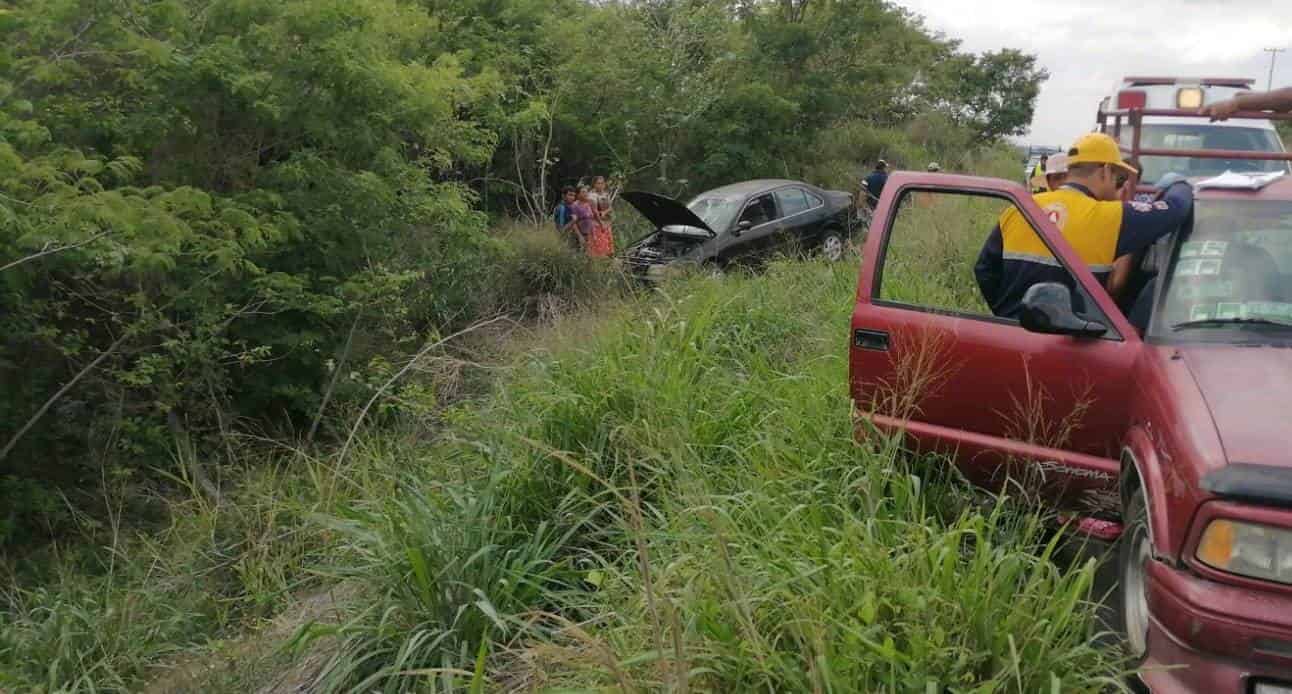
[1002,250,1111,273]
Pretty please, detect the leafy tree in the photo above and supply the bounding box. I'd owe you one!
[0,0,508,545]
[930,48,1050,141]
[0,0,1049,548]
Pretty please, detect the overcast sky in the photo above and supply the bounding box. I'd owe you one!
[894,0,1292,147]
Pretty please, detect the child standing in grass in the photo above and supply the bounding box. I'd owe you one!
[554,186,579,249]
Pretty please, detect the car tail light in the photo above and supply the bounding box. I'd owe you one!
[1117,90,1147,109]
[1197,519,1292,585]
[1176,87,1204,109]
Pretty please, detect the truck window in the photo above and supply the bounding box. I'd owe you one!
[876,190,1086,321]
[1117,124,1287,184]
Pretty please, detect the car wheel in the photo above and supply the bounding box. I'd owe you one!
[1115,487,1152,671]
[820,231,845,262]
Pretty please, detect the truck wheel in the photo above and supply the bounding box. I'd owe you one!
[1115,487,1152,670]
[820,231,845,262]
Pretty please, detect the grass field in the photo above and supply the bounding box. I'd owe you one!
[2,217,1130,692]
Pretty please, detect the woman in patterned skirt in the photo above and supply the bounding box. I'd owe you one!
[586,176,615,258]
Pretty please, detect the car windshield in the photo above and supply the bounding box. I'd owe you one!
[1123,124,1288,184]
[681,194,742,235]
[1151,199,1292,342]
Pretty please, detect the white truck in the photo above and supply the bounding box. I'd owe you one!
[1095,76,1290,184]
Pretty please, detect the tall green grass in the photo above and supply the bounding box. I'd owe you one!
[0,228,630,694]
[2,243,1125,692]
[295,259,1125,692]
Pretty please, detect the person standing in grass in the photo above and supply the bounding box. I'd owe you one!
[1029,154,1049,192]
[554,186,579,249]
[570,185,598,253]
[861,159,888,209]
[587,176,615,258]
[916,163,941,207]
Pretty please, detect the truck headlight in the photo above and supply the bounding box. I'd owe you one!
[1197,519,1292,585]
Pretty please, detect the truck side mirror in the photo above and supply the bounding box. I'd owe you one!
[734,219,753,236]
[1019,283,1107,338]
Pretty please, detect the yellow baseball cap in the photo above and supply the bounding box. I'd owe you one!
[1066,132,1136,175]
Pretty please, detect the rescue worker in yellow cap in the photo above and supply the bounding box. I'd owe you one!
[974,132,1193,319]
[1029,154,1049,193]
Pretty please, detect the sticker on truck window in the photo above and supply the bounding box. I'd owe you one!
[1177,280,1234,300]
[1179,241,1228,259]
[1178,258,1222,276]
[1246,302,1292,320]
[1216,303,1244,319]
[1188,301,1292,321]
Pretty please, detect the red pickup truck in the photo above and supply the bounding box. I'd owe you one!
[849,110,1292,692]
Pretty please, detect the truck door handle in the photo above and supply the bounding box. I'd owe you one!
[854,328,889,351]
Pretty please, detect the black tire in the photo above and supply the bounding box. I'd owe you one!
[819,230,845,262]
[1114,487,1152,685]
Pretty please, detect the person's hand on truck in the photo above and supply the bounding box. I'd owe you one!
[1200,87,1292,121]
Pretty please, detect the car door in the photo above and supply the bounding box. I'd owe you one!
[773,186,827,253]
[848,172,1142,508]
[721,193,782,264]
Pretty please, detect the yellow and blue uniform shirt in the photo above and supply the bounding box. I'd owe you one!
[1029,162,1047,192]
[974,181,1193,319]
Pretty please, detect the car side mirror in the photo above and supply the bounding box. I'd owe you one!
[1019,283,1107,338]
[734,219,753,236]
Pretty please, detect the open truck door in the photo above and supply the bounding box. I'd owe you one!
[847,171,1142,508]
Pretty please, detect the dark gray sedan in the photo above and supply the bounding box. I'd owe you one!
[622,179,853,281]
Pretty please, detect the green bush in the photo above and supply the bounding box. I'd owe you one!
[0,0,503,546]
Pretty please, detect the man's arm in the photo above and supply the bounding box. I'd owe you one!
[1106,254,1135,299]
[1200,87,1292,121]
[1114,180,1193,258]
[974,225,1004,310]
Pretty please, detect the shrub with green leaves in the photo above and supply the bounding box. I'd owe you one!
[0,0,509,544]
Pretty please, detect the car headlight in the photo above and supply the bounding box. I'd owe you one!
[1197,519,1292,585]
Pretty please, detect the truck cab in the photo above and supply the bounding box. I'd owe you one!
[1097,77,1290,184]
[849,109,1292,692]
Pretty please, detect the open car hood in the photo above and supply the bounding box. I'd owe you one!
[620,191,716,237]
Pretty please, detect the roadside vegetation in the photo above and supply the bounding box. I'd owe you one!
[0,0,1110,691]
[2,256,1128,692]
[1,0,1044,550]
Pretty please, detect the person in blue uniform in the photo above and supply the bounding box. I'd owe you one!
[974,133,1193,320]
[553,186,579,249]
[862,160,888,209]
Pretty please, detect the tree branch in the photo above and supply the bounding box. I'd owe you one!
[0,331,128,462]
[335,315,511,465]
[0,230,112,274]
[307,311,362,447]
